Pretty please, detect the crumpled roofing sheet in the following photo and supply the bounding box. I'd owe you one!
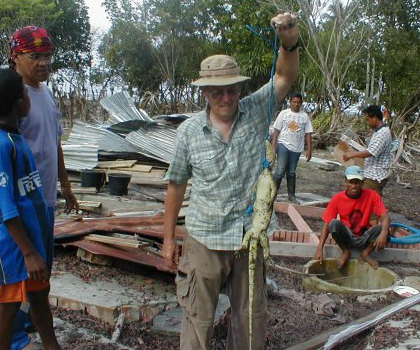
[67,120,139,153]
[100,92,154,124]
[125,124,176,164]
[62,143,99,171]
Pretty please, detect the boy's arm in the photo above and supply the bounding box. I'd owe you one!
[271,129,280,153]
[305,133,312,161]
[5,217,48,282]
[314,221,329,262]
[373,212,390,251]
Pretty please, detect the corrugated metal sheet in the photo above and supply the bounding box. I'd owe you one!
[62,144,99,170]
[125,124,176,164]
[100,92,154,124]
[68,120,139,153]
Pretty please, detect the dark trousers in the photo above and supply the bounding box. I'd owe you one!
[329,219,383,250]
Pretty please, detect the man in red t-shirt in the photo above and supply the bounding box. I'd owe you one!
[314,166,390,269]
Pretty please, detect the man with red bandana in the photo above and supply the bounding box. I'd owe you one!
[8,25,76,350]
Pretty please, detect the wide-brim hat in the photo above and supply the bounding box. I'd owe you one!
[192,55,250,87]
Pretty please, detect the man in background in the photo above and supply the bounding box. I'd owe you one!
[271,92,313,203]
[344,105,392,196]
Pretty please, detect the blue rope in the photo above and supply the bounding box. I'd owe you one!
[245,25,278,216]
[389,222,420,244]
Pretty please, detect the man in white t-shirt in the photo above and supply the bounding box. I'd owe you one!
[271,93,313,203]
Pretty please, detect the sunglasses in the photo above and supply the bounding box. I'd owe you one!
[207,86,240,100]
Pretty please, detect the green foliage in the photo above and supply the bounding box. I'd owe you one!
[99,20,156,93]
[0,0,59,64]
[47,0,91,70]
[365,0,420,120]
[311,112,333,133]
[0,0,91,70]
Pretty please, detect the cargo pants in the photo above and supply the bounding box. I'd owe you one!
[176,234,267,350]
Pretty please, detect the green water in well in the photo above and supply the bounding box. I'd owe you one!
[303,259,399,295]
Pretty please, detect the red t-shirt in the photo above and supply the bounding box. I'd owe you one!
[323,189,387,236]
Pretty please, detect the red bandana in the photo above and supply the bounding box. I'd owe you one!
[9,26,53,54]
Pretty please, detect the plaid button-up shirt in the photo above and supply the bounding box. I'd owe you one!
[365,125,392,181]
[165,81,279,250]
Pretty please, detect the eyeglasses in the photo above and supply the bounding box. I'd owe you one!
[208,86,240,100]
[21,53,53,62]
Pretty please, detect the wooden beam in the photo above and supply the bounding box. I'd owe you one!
[96,160,137,169]
[286,204,319,244]
[83,234,149,249]
[287,204,313,232]
[270,241,420,263]
[274,202,325,219]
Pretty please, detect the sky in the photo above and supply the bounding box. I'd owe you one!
[84,0,111,31]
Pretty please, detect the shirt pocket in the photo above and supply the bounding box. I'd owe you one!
[190,149,225,183]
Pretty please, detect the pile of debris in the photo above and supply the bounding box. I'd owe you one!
[57,92,196,275]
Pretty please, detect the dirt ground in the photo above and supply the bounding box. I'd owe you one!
[50,249,420,350]
[46,149,420,349]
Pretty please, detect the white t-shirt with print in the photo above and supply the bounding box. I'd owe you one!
[273,109,313,153]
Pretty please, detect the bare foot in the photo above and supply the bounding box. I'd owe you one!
[337,250,351,269]
[359,255,379,269]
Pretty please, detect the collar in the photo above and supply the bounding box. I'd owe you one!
[0,123,20,134]
[374,123,386,132]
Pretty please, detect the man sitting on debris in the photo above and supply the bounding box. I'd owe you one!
[313,166,390,269]
[271,92,313,203]
[343,105,392,196]
[0,68,61,350]
[163,12,299,350]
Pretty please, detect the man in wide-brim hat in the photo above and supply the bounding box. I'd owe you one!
[163,12,299,350]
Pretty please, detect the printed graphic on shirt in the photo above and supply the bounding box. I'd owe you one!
[17,170,42,196]
[0,172,9,187]
[349,209,367,236]
[288,120,300,132]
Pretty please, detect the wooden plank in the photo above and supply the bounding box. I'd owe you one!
[115,165,153,173]
[97,160,137,169]
[65,187,97,195]
[287,204,313,232]
[270,241,420,263]
[287,205,320,244]
[274,202,325,219]
[83,234,149,249]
